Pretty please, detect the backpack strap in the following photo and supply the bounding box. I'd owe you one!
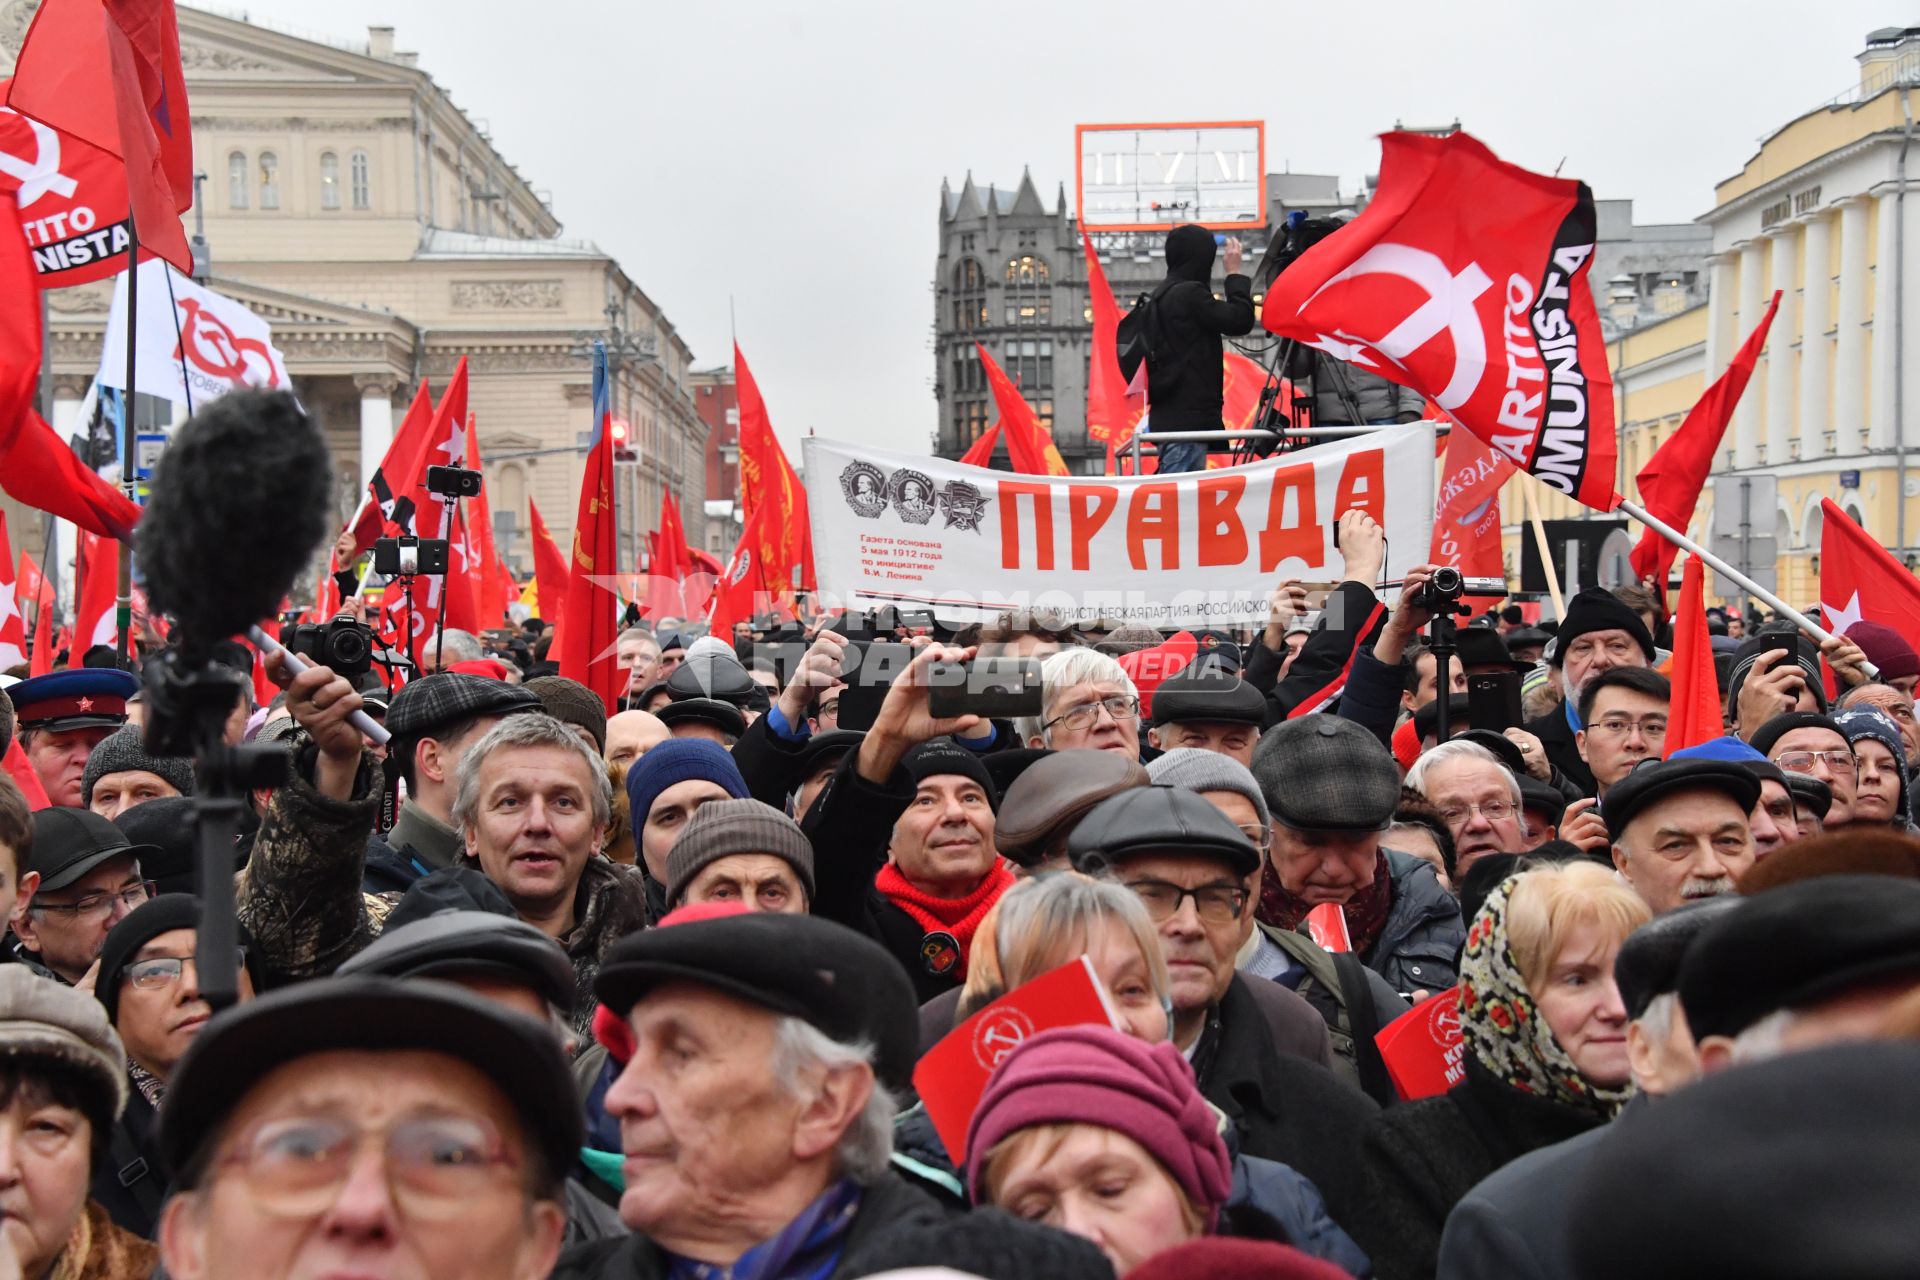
[1332,949,1396,1106]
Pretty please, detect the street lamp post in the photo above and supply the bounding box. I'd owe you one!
[570,294,657,588]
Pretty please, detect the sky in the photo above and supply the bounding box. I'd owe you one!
[216,0,1895,456]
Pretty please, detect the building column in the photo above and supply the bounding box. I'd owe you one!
[1835,195,1871,456]
[1763,226,1798,463]
[1872,188,1901,451]
[1704,250,1738,388]
[354,374,401,491]
[1797,211,1833,461]
[1734,241,1766,468]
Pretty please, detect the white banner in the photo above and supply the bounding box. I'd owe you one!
[804,426,1436,627]
[99,261,290,407]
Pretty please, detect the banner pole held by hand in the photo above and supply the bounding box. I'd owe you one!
[248,624,391,744]
[1520,477,1565,618]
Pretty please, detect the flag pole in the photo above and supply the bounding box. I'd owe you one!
[1619,495,1876,676]
[115,217,139,662]
[1519,477,1565,618]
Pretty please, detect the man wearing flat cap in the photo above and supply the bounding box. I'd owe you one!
[1145,662,1267,766]
[1679,873,1920,1071]
[1605,758,1759,914]
[1669,735,1805,859]
[156,976,578,1280]
[9,667,140,808]
[552,909,952,1279]
[1436,899,1739,1280]
[366,671,544,893]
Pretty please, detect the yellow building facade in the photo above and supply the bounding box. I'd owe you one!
[1504,25,1920,614]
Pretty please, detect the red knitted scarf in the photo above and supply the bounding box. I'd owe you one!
[1257,849,1395,958]
[874,861,1016,975]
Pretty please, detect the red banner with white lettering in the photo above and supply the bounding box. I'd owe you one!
[1374,987,1465,1100]
[0,78,151,287]
[1262,131,1620,512]
[1430,423,1515,610]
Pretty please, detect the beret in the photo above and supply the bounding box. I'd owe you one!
[1148,665,1267,727]
[1602,759,1761,841]
[161,977,582,1184]
[1612,896,1741,1022]
[525,675,608,753]
[1668,735,1790,791]
[996,749,1149,867]
[1251,715,1400,832]
[1678,873,1920,1041]
[385,673,541,740]
[338,909,577,1012]
[594,912,918,1091]
[1068,784,1261,877]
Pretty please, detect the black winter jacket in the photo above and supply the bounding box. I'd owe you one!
[1138,225,1256,430]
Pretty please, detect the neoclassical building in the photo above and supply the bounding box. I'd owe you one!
[0,1,707,589]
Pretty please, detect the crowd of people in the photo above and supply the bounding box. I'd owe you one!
[0,504,1917,1280]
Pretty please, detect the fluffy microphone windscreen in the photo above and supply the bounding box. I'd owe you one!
[139,390,333,646]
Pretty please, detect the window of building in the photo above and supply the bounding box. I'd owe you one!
[1005,254,1051,326]
[350,150,371,210]
[951,258,987,335]
[319,152,340,210]
[258,152,279,209]
[227,151,248,209]
[1031,399,1053,430]
[959,399,991,448]
[1006,339,1052,389]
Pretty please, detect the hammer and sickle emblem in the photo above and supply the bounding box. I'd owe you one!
[1299,242,1495,411]
[0,109,79,208]
[174,298,282,387]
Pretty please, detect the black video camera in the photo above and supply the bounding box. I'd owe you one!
[286,612,376,681]
[373,535,449,577]
[425,465,482,499]
[1406,568,1506,612]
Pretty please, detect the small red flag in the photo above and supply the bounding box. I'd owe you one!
[1083,231,1143,455]
[379,361,467,660]
[1819,498,1920,642]
[958,418,1002,469]
[463,413,510,629]
[1374,987,1465,1101]
[2,737,51,810]
[4,0,195,273]
[528,498,569,624]
[1629,292,1781,592]
[1431,425,1516,612]
[1263,131,1619,511]
[348,378,436,559]
[647,489,694,623]
[708,502,788,638]
[734,344,815,601]
[1664,556,1723,755]
[556,347,622,711]
[0,515,26,671]
[74,531,120,656]
[978,342,1070,476]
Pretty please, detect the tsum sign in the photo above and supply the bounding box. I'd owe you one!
[1076,121,1266,232]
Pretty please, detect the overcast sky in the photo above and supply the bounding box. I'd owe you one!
[223,0,1892,456]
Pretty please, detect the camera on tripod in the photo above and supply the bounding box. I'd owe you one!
[1406,567,1506,612]
[286,612,376,680]
[425,464,482,499]
[373,535,449,577]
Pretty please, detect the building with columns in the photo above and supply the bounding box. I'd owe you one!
[1508,25,1920,611]
[0,1,707,602]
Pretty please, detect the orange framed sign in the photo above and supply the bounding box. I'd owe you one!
[1075,121,1266,232]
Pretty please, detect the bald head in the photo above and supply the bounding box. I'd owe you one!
[606,710,669,772]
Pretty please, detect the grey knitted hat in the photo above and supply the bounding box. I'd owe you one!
[81,724,196,807]
[1146,747,1271,829]
[665,798,815,906]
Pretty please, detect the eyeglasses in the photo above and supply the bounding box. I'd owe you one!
[1435,800,1516,828]
[218,1113,519,1218]
[30,882,152,920]
[1777,750,1857,777]
[122,949,249,991]
[1588,717,1669,740]
[1043,695,1140,734]
[1124,879,1248,926]
[1236,823,1273,853]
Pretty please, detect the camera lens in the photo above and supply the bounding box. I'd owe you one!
[1431,567,1463,593]
[330,628,371,668]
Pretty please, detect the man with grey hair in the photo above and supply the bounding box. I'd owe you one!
[1016,647,1142,758]
[1406,739,1527,880]
[554,910,952,1277]
[419,627,486,674]
[454,714,649,1017]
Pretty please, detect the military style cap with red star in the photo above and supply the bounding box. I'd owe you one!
[8,669,140,733]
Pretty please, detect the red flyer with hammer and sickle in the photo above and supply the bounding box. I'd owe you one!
[912,955,1117,1164]
[1374,986,1466,1101]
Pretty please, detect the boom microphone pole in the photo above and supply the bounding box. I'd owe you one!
[137,390,335,1012]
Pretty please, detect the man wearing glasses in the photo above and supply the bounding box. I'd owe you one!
[1405,739,1529,882]
[1753,712,1861,830]
[1015,649,1143,759]
[12,808,156,985]
[1575,668,1673,799]
[155,976,576,1280]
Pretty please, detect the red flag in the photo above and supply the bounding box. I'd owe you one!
[708,502,782,638]
[1430,425,1516,612]
[1263,131,1619,511]
[647,490,693,623]
[3,737,51,810]
[1664,556,1723,755]
[0,77,153,287]
[556,348,621,711]
[0,515,25,671]
[1629,292,1781,590]
[74,531,119,656]
[978,342,1070,476]
[464,413,509,629]
[0,186,139,539]
[22,552,53,676]
[1083,231,1143,455]
[959,418,1002,468]
[1819,498,1920,641]
[1374,987,1465,1100]
[734,345,815,601]
[348,378,436,559]
[528,498,569,623]
[379,362,467,659]
[4,0,195,273]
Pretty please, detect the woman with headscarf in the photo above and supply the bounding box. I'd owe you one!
[1832,706,1916,833]
[1349,859,1651,1280]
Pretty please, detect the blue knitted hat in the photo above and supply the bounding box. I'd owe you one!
[623,738,749,824]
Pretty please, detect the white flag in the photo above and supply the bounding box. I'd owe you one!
[99,261,290,407]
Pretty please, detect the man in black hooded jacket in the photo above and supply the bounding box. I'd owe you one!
[1140,223,1255,472]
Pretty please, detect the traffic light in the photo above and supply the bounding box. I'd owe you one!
[610,416,636,462]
